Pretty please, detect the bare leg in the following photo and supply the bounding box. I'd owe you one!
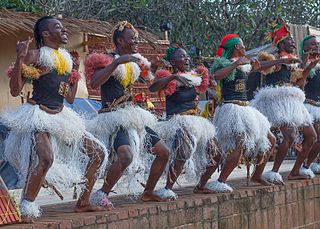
[218,141,242,182]
[75,135,106,212]
[101,145,133,193]
[141,140,170,202]
[306,121,320,167]
[288,124,316,180]
[165,131,191,190]
[194,139,221,193]
[251,131,276,185]
[22,132,53,222]
[272,125,296,172]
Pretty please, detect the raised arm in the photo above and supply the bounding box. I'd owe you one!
[149,75,175,92]
[214,57,250,80]
[90,54,141,89]
[10,37,37,97]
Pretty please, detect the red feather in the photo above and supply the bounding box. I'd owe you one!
[195,66,209,92]
[155,69,176,96]
[84,53,113,81]
[69,69,81,85]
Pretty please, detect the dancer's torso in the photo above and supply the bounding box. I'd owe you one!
[221,69,247,101]
[264,65,291,86]
[166,86,197,116]
[305,69,320,102]
[31,70,69,109]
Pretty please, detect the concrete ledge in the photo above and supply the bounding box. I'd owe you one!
[6,175,320,229]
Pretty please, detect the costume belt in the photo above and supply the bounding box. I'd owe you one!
[277,82,293,87]
[223,100,249,107]
[179,107,201,116]
[27,99,63,114]
[98,92,132,114]
[306,99,320,107]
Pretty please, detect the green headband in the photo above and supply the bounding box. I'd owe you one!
[300,35,315,59]
[221,37,241,59]
[164,45,180,61]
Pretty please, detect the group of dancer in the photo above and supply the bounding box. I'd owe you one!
[1,15,320,223]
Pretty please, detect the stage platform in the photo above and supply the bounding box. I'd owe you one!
[4,162,320,229]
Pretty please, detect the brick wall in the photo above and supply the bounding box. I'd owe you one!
[11,177,320,229]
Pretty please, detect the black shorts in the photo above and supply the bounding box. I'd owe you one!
[113,126,161,151]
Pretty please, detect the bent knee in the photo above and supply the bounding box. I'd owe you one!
[152,141,170,161]
[117,145,133,167]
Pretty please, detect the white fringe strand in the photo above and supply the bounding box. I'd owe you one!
[205,180,233,193]
[19,199,42,218]
[1,103,106,196]
[90,189,113,207]
[305,103,320,123]
[153,115,217,182]
[87,105,157,195]
[299,166,315,178]
[262,170,283,184]
[251,86,312,127]
[310,162,320,174]
[154,188,178,200]
[213,103,271,160]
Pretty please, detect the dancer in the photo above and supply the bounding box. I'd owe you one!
[149,44,220,197]
[3,16,106,221]
[251,17,317,184]
[300,35,320,173]
[210,34,276,190]
[84,21,170,207]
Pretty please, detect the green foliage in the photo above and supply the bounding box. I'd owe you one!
[0,0,41,12]
[7,0,320,57]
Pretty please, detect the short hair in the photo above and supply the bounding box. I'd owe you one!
[34,16,55,49]
[112,21,136,46]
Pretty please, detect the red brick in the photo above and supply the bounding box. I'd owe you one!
[211,221,219,229]
[128,208,139,218]
[136,217,150,229]
[286,188,298,203]
[267,208,275,229]
[248,196,260,211]
[71,217,84,227]
[304,186,315,199]
[260,192,274,209]
[203,206,218,221]
[274,191,286,205]
[176,199,185,209]
[96,215,107,224]
[58,220,72,229]
[248,213,256,228]
[83,216,96,225]
[297,201,306,226]
[194,198,203,206]
[305,199,315,225]
[148,206,158,215]
[106,212,118,222]
[315,198,320,222]
[185,199,195,208]
[149,213,168,229]
[168,209,185,228]
[185,207,203,224]
[117,210,129,220]
[167,202,177,211]
[203,221,211,229]
[219,217,234,229]
[138,207,149,216]
[219,199,234,217]
[288,202,299,228]
[274,206,281,229]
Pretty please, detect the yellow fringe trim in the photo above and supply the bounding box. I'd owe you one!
[53,49,70,75]
[21,64,41,80]
[121,63,134,88]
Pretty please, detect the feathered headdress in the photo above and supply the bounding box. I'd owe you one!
[266,17,291,45]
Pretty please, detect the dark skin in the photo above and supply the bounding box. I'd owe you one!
[91,28,171,202]
[274,37,317,181]
[302,37,320,170]
[150,48,220,194]
[211,39,277,185]
[10,18,106,222]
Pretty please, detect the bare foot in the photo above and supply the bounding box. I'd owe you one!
[193,186,216,194]
[74,204,108,213]
[250,177,273,186]
[140,191,172,202]
[21,216,35,224]
[287,173,310,180]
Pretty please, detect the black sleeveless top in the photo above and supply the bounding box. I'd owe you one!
[264,65,291,86]
[221,69,248,101]
[166,86,197,117]
[31,70,69,109]
[100,76,126,108]
[305,69,320,102]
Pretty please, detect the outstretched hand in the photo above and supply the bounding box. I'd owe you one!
[235,56,251,66]
[16,37,33,60]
